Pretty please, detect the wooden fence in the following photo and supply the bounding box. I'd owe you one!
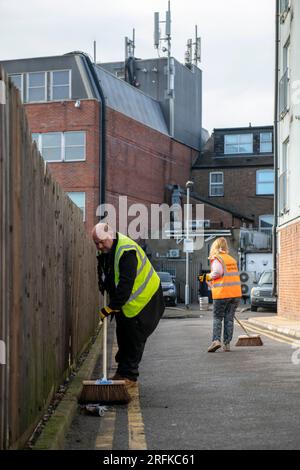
[0,68,100,449]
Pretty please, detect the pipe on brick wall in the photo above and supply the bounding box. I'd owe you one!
[273,0,279,298]
[77,52,107,210]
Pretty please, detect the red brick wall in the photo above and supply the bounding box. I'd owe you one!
[25,99,100,234]
[278,219,300,320]
[24,100,196,235]
[192,167,274,228]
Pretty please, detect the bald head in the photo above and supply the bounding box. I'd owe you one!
[92,223,115,253]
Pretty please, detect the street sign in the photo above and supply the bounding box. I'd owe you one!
[183,239,194,253]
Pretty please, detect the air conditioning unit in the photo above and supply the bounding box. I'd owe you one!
[167,249,180,258]
[239,271,256,298]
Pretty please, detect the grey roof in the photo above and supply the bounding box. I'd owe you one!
[94,65,169,135]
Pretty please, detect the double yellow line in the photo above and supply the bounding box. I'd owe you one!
[95,337,147,450]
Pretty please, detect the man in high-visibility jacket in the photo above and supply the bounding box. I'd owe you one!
[203,237,242,353]
[92,223,165,385]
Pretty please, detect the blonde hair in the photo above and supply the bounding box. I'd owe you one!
[208,237,229,260]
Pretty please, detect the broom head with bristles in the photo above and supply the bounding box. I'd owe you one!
[235,334,263,347]
[79,379,131,404]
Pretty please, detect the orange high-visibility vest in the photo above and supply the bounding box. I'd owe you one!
[210,253,242,300]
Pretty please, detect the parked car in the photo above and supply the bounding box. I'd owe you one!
[157,271,177,307]
[250,270,277,312]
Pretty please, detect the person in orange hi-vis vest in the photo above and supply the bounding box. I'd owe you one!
[203,237,242,353]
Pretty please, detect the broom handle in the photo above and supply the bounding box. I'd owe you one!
[234,315,251,337]
[103,291,108,381]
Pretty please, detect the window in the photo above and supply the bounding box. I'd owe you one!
[224,134,253,154]
[280,0,289,15]
[279,39,290,117]
[31,131,86,162]
[27,72,46,102]
[256,170,274,195]
[279,139,289,214]
[42,133,62,161]
[260,133,272,153]
[259,215,274,233]
[9,74,23,101]
[64,131,85,161]
[67,192,86,221]
[209,172,224,197]
[51,70,71,100]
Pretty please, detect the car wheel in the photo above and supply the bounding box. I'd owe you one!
[250,306,257,312]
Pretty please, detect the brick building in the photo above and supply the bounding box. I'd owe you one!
[192,125,274,230]
[1,52,203,234]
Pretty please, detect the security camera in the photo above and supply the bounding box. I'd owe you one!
[75,100,81,108]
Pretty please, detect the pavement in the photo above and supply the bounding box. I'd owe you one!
[33,304,300,451]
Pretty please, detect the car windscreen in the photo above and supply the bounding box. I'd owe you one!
[258,271,273,285]
[158,272,172,282]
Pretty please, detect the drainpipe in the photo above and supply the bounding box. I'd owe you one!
[273,0,280,298]
[77,52,107,210]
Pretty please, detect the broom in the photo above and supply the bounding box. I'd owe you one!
[79,292,131,405]
[234,315,263,347]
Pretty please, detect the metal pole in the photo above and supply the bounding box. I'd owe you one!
[185,186,190,308]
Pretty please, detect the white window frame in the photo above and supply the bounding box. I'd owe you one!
[26,71,47,103]
[224,134,253,155]
[64,131,86,162]
[67,192,86,221]
[256,169,274,196]
[9,74,24,101]
[50,69,72,101]
[209,172,224,197]
[260,132,273,153]
[31,131,86,162]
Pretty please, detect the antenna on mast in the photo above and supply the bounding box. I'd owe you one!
[153,1,174,137]
[184,25,201,69]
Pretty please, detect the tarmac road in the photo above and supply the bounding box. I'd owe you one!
[64,307,300,450]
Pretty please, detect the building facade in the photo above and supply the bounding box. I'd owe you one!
[276,0,300,320]
[1,52,201,234]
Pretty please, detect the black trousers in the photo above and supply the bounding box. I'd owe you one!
[115,285,165,380]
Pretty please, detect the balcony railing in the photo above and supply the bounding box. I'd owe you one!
[240,229,272,252]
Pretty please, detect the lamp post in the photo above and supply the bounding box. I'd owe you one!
[185,181,194,308]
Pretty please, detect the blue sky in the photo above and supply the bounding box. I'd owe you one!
[0,0,275,132]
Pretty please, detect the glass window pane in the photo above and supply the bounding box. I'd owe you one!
[42,133,61,147]
[28,87,45,102]
[211,173,222,183]
[65,131,85,146]
[65,146,85,160]
[225,135,238,144]
[260,142,272,153]
[239,143,252,153]
[240,134,253,144]
[53,70,69,86]
[258,171,274,183]
[261,132,272,142]
[257,182,274,195]
[52,85,70,100]
[42,147,61,161]
[225,144,239,154]
[31,133,39,143]
[28,72,45,87]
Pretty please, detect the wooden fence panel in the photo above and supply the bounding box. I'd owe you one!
[0,68,100,449]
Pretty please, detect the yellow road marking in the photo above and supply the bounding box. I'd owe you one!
[236,321,298,346]
[128,384,147,450]
[95,408,116,450]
